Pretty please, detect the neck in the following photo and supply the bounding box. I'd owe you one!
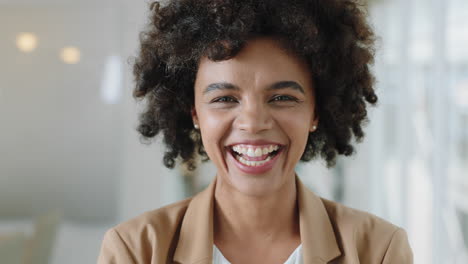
[213,175,299,245]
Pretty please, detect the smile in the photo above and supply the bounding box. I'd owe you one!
[227,143,284,174]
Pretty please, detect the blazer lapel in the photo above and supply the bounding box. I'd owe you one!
[173,175,341,264]
[173,178,216,264]
[296,175,342,263]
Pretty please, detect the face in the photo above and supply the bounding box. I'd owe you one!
[192,37,318,196]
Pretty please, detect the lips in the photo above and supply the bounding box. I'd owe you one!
[227,140,283,148]
[225,142,285,174]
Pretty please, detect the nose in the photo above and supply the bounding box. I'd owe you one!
[234,99,273,134]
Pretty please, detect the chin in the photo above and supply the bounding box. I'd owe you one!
[223,171,287,197]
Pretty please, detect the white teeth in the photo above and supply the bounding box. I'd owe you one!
[247,148,255,157]
[254,148,262,156]
[237,155,272,167]
[231,144,281,157]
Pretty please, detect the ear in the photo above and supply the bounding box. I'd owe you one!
[191,107,199,126]
[310,114,319,132]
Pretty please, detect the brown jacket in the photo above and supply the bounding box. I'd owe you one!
[98,176,413,263]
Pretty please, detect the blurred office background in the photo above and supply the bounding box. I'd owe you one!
[0,0,467,263]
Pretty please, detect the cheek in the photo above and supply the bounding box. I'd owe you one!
[277,109,311,134]
[198,109,234,156]
[276,111,311,151]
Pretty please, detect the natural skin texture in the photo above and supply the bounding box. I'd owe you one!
[192,37,318,196]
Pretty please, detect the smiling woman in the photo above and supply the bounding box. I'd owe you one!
[98,0,413,263]
[193,38,318,196]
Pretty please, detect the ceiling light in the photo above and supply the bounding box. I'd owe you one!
[16,32,38,53]
[60,46,81,64]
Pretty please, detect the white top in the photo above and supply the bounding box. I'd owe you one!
[213,244,303,264]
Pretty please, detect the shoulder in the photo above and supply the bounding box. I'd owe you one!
[98,197,193,264]
[320,197,399,236]
[320,198,413,263]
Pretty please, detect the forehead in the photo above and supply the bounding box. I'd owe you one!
[195,38,312,89]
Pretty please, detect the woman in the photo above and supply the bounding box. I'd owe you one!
[98,0,413,263]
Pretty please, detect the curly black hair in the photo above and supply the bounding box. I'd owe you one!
[133,0,377,170]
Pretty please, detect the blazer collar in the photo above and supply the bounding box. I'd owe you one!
[296,176,342,263]
[173,175,341,264]
[173,178,215,264]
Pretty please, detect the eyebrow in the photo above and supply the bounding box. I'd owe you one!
[268,81,305,94]
[203,81,305,95]
[203,82,239,95]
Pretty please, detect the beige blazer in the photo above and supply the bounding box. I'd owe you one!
[98,176,413,263]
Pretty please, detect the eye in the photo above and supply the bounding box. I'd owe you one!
[212,96,237,103]
[270,95,299,102]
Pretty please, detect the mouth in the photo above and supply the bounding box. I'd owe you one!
[225,143,285,174]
